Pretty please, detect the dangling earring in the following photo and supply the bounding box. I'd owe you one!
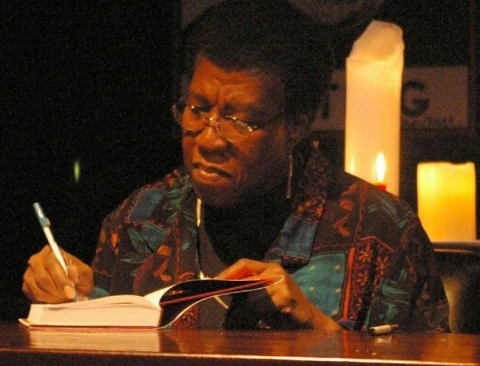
[286,152,293,199]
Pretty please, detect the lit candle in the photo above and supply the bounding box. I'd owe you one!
[345,20,404,196]
[417,162,476,241]
[374,152,387,190]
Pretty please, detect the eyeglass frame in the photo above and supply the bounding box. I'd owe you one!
[171,97,284,143]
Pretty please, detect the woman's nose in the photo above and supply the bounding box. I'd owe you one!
[204,116,218,128]
[195,114,228,149]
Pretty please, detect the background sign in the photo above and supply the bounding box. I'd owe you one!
[312,66,469,130]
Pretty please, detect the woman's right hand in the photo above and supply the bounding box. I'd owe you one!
[22,245,94,303]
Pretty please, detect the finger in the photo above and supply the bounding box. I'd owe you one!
[215,258,270,279]
[268,285,297,312]
[31,246,77,300]
[22,267,68,304]
[66,264,79,283]
[44,249,79,297]
[52,246,96,299]
[66,261,94,298]
[22,272,38,301]
[266,277,316,324]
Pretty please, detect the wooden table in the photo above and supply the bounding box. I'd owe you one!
[432,241,480,256]
[1,322,479,365]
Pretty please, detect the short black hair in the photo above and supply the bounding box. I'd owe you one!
[181,0,333,119]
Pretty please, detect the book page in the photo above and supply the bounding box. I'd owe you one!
[42,294,158,309]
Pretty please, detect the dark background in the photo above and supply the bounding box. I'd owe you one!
[1,1,478,319]
[2,1,182,317]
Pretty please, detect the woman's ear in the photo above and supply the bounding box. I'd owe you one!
[286,113,311,150]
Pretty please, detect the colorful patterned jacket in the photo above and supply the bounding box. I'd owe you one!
[91,147,449,331]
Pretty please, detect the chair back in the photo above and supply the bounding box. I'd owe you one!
[435,246,480,334]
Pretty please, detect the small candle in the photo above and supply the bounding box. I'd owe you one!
[374,152,387,190]
[417,162,476,241]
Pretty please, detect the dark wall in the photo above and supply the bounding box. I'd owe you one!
[2,1,181,317]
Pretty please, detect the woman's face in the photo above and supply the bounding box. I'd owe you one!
[182,56,293,207]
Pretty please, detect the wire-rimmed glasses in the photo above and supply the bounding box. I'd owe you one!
[172,98,283,143]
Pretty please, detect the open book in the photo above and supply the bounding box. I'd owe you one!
[19,276,282,329]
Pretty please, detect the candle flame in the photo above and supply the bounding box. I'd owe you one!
[375,153,386,182]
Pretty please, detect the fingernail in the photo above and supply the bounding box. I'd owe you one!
[64,285,76,299]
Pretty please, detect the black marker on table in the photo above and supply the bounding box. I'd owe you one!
[368,324,399,336]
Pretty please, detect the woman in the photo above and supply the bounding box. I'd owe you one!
[23,0,448,331]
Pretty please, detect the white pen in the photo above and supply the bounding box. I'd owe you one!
[33,202,78,300]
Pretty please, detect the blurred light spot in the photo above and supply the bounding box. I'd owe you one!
[73,160,81,183]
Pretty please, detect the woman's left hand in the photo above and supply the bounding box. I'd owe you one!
[216,258,341,330]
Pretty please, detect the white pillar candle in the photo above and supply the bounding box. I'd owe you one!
[417,162,476,241]
[345,20,404,196]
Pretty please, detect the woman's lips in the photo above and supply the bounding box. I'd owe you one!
[192,163,231,183]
